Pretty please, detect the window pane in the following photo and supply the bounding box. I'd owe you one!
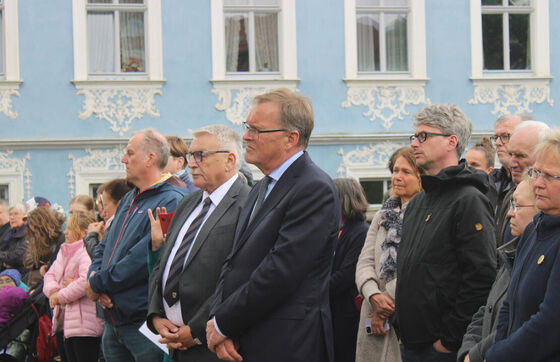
[360,180,386,204]
[89,0,113,3]
[509,0,531,6]
[357,14,380,71]
[509,14,530,69]
[255,13,279,72]
[120,12,145,72]
[482,14,503,70]
[0,185,7,202]
[225,14,249,72]
[0,11,3,74]
[481,0,502,5]
[119,0,144,3]
[88,12,115,73]
[357,0,407,6]
[385,13,408,71]
[225,0,279,5]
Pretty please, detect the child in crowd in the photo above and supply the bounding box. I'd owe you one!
[0,269,27,328]
[43,211,104,362]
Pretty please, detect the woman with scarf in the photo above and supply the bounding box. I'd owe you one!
[355,147,422,362]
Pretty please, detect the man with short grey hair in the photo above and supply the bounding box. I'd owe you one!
[87,128,185,362]
[396,104,496,361]
[495,120,549,247]
[0,200,9,242]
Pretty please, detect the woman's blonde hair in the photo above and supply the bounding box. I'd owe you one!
[25,207,65,266]
[66,211,97,241]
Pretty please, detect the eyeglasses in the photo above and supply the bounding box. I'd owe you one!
[527,167,560,183]
[491,133,511,144]
[509,199,534,214]
[242,122,288,138]
[186,150,229,163]
[409,131,452,143]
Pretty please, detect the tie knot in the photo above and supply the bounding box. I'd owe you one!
[203,197,212,207]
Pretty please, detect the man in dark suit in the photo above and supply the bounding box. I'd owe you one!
[206,89,341,362]
[147,125,250,361]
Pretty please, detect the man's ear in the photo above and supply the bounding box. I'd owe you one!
[225,152,236,172]
[448,135,458,151]
[286,130,300,149]
[145,152,157,168]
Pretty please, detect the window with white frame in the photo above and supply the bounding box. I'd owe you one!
[86,0,147,75]
[0,184,8,202]
[224,0,279,74]
[360,177,390,205]
[211,0,297,80]
[356,0,408,73]
[344,0,426,79]
[481,0,531,71]
[470,0,549,78]
[72,0,163,81]
[0,0,20,82]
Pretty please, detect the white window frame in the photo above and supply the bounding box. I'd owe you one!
[1,0,20,82]
[470,0,549,80]
[210,0,297,81]
[72,0,163,82]
[344,0,426,81]
[75,171,125,196]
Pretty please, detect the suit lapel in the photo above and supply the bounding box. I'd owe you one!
[159,192,203,271]
[182,178,243,270]
[230,153,308,256]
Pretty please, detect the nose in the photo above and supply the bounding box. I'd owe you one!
[533,174,546,189]
[242,130,252,142]
[506,205,515,218]
[121,155,127,164]
[187,156,198,168]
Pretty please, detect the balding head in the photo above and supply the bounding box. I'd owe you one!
[507,121,549,184]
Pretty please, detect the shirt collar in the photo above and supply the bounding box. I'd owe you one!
[202,173,239,206]
[268,150,304,182]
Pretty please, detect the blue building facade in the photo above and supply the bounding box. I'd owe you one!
[0,0,556,210]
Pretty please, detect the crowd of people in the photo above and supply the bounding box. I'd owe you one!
[0,88,559,362]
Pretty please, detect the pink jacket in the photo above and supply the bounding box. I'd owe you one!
[43,239,104,338]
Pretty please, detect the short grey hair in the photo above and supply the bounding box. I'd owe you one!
[413,104,472,157]
[513,120,550,142]
[9,203,26,215]
[494,113,532,128]
[191,125,243,170]
[133,128,169,170]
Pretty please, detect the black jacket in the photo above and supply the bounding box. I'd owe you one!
[396,161,497,351]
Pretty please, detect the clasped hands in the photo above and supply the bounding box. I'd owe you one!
[85,272,113,309]
[152,316,196,351]
[368,293,395,336]
[206,319,242,361]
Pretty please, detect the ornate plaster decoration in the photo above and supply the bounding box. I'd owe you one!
[75,82,164,136]
[337,142,405,178]
[211,81,298,125]
[0,150,31,200]
[469,80,553,115]
[0,82,21,118]
[67,146,126,197]
[342,83,430,131]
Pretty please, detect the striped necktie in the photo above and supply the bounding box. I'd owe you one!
[163,197,212,307]
[249,176,272,223]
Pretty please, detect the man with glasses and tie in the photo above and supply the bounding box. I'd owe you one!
[147,125,250,362]
[206,88,340,362]
[395,104,497,362]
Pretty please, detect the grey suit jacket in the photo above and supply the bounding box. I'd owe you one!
[147,176,250,361]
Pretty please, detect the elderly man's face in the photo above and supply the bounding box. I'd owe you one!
[188,133,231,194]
[121,134,148,187]
[242,102,290,174]
[508,129,538,184]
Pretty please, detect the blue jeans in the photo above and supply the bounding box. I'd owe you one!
[400,343,457,362]
[101,321,163,362]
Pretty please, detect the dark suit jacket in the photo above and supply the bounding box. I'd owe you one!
[329,219,369,362]
[148,176,250,361]
[211,152,341,362]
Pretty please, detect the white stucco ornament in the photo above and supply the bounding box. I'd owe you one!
[342,84,430,131]
[469,81,553,115]
[75,83,163,136]
[0,150,31,201]
[67,146,126,197]
[0,84,20,119]
[337,142,404,178]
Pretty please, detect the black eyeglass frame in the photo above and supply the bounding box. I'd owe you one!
[409,131,452,143]
[490,133,511,144]
[186,150,230,163]
[242,122,289,137]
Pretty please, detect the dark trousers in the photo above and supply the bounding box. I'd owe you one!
[400,344,457,362]
[64,336,102,362]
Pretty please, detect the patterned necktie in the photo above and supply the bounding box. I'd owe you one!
[164,197,212,307]
[250,176,272,223]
